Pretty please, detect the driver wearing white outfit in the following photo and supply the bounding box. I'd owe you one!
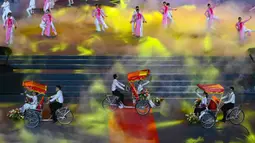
[1,0,11,22]
[112,74,125,108]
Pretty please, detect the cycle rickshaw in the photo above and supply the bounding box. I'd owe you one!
[102,69,162,115]
[22,81,74,128]
[196,84,245,129]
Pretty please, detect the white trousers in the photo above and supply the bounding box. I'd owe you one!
[2,9,11,22]
[95,17,108,32]
[206,15,219,31]
[20,103,37,113]
[40,22,46,35]
[44,2,50,12]
[132,22,135,33]
[26,5,36,17]
[68,0,74,5]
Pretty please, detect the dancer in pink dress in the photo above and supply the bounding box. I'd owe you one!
[235,16,254,44]
[204,3,219,30]
[131,6,139,35]
[3,12,17,45]
[130,9,146,37]
[161,2,177,28]
[41,9,57,37]
[160,1,168,28]
[92,4,108,32]
[166,3,177,26]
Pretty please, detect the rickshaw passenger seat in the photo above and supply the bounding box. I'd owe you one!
[208,96,220,111]
[36,96,45,111]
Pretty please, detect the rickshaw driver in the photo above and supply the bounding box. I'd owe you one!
[220,86,235,122]
[112,74,126,108]
[48,85,64,123]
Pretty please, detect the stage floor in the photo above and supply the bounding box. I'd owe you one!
[0,0,255,56]
[0,99,255,143]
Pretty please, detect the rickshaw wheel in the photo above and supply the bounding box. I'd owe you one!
[229,108,245,125]
[200,113,216,129]
[24,110,40,128]
[56,107,74,125]
[102,97,118,111]
[135,100,151,116]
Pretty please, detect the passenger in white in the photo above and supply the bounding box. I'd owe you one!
[20,91,38,113]
[1,0,11,22]
[194,90,208,116]
[111,74,125,108]
[137,80,155,107]
[26,0,36,17]
[49,85,64,123]
[220,86,235,122]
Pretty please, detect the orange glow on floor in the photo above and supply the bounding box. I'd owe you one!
[109,108,159,143]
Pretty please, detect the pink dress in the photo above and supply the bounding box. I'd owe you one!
[4,17,15,44]
[205,7,219,29]
[134,13,145,37]
[236,19,253,42]
[162,6,169,27]
[43,13,56,36]
[92,8,108,31]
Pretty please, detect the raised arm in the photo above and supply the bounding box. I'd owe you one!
[117,80,125,87]
[1,2,7,8]
[114,80,125,90]
[250,6,255,12]
[26,94,33,98]
[141,81,150,87]
[50,91,61,102]
[243,16,252,23]
[196,92,203,99]
[169,7,177,11]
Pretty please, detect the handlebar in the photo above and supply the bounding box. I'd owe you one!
[125,85,130,91]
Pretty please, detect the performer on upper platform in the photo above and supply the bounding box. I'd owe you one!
[40,9,57,37]
[68,0,74,7]
[204,3,219,31]
[131,6,139,35]
[235,16,254,44]
[50,0,55,9]
[1,0,11,22]
[44,0,50,12]
[3,12,17,45]
[166,3,177,26]
[92,4,108,32]
[130,8,146,37]
[26,0,36,17]
[160,1,167,28]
